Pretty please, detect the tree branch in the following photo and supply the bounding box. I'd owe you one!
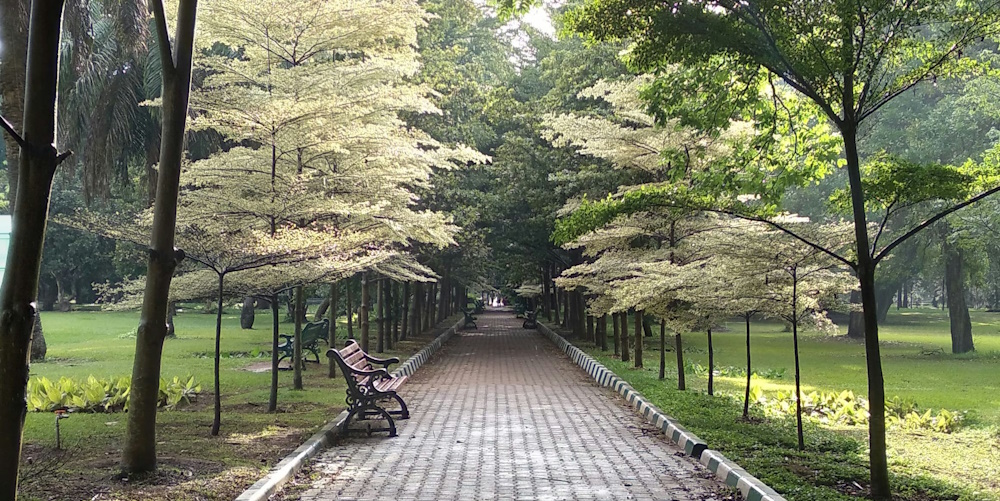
[0,114,28,151]
[707,208,857,270]
[874,184,1000,264]
[149,0,175,74]
[869,197,896,257]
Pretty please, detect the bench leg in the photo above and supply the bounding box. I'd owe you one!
[387,393,409,420]
[343,402,398,437]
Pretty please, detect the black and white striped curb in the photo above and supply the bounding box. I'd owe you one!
[390,318,460,378]
[234,316,465,501]
[536,322,786,501]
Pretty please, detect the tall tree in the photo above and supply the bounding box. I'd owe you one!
[122,0,198,475]
[0,1,70,496]
[565,2,1000,496]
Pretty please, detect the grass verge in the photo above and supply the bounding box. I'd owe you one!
[19,308,455,501]
[561,308,999,501]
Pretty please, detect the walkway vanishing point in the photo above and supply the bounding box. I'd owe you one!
[296,310,729,501]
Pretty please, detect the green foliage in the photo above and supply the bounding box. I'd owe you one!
[750,386,965,433]
[192,349,269,359]
[685,361,786,379]
[829,153,975,212]
[26,375,201,413]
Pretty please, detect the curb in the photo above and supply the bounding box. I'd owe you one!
[536,322,786,501]
[234,316,465,501]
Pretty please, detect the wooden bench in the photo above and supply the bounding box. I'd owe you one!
[277,319,329,367]
[327,340,409,436]
[461,309,477,329]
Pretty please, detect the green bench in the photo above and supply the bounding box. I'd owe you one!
[277,319,329,367]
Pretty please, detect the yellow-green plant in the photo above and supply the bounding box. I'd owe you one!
[26,375,199,413]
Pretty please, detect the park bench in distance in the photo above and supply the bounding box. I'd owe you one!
[327,340,409,437]
[522,309,537,329]
[277,319,329,367]
[461,309,477,329]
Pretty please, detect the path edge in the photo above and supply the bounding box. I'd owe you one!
[536,322,786,501]
[234,317,465,501]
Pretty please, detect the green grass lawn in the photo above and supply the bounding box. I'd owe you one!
[570,308,1000,501]
[19,307,452,501]
[699,308,1000,427]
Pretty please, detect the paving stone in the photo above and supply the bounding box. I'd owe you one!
[297,311,727,500]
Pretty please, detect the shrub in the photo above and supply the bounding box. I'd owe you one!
[746,385,964,433]
[26,375,201,413]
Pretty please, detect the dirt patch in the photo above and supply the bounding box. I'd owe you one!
[243,361,293,372]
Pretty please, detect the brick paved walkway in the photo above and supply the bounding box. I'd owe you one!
[296,311,726,501]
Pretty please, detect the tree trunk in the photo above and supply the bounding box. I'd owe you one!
[846,290,864,339]
[633,309,643,368]
[944,239,975,353]
[240,296,255,329]
[387,281,395,348]
[29,317,46,362]
[428,283,437,327]
[0,3,64,492]
[620,311,630,363]
[552,284,561,325]
[328,282,338,377]
[642,314,653,337]
[400,281,410,341]
[612,312,620,356]
[542,265,551,321]
[586,315,595,344]
[211,274,225,436]
[743,314,752,419]
[0,1,27,200]
[55,276,71,312]
[165,302,177,339]
[599,314,608,351]
[792,268,804,450]
[293,285,304,390]
[392,281,400,343]
[313,297,331,321]
[707,328,714,396]
[876,284,895,324]
[376,278,385,353]
[572,290,587,339]
[658,319,666,380]
[346,276,354,340]
[268,295,279,412]
[559,288,568,328]
[121,0,197,475]
[361,273,370,352]
[567,291,577,337]
[412,281,423,336]
[675,332,685,391]
[844,123,889,498]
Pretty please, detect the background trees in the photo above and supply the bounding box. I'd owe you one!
[5,1,1000,499]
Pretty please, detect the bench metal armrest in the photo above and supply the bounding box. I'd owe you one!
[350,366,392,381]
[364,354,400,367]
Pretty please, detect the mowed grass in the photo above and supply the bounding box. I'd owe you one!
[573,308,1000,501]
[692,308,1000,427]
[20,308,450,501]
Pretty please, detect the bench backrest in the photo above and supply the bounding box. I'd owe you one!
[329,340,372,394]
[301,319,329,343]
